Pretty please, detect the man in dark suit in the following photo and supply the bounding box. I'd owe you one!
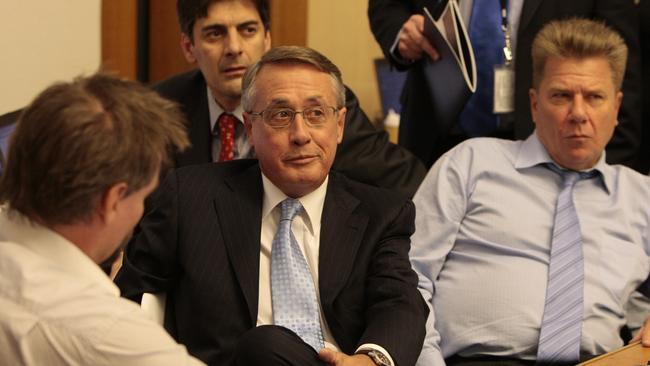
[368,0,642,170]
[115,46,427,366]
[156,0,425,198]
[636,0,650,172]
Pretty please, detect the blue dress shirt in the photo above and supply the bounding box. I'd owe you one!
[412,133,650,365]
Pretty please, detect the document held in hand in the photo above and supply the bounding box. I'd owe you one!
[422,0,476,131]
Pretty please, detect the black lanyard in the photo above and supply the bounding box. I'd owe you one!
[500,0,509,31]
[499,0,513,65]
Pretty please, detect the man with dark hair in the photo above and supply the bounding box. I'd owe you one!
[177,0,269,38]
[0,73,204,365]
[411,18,650,365]
[157,0,426,198]
[116,46,427,366]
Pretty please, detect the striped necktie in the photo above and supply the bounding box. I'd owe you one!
[216,113,236,162]
[537,165,597,362]
[271,198,324,351]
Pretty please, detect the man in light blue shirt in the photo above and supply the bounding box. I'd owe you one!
[412,18,650,365]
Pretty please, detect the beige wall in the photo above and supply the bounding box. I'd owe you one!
[0,1,101,113]
[307,0,385,125]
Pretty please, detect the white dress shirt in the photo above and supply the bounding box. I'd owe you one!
[0,208,204,366]
[412,133,650,365]
[256,174,395,365]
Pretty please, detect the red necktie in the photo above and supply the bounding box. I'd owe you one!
[217,113,236,161]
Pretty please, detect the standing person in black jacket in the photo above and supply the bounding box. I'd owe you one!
[116,45,427,366]
[636,0,650,173]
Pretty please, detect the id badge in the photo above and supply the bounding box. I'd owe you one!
[493,65,515,114]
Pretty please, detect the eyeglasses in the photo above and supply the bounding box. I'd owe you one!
[247,106,340,128]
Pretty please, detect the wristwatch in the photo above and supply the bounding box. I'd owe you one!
[360,349,391,366]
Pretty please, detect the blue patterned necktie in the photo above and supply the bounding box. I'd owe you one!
[458,0,504,137]
[537,166,596,362]
[271,198,324,351]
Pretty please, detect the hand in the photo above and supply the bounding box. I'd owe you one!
[630,317,650,347]
[397,14,439,61]
[318,348,376,366]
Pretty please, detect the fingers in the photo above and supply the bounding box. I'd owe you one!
[318,348,341,365]
[642,323,650,347]
[421,39,440,61]
[631,319,650,346]
[398,15,439,61]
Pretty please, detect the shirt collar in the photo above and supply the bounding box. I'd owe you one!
[0,207,119,296]
[207,87,244,132]
[514,131,611,194]
[261,174,328,236]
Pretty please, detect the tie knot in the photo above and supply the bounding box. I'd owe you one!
[561,171,581,187]
[218,113,237,130]
[546,163,598,187]
[280,198,302,221]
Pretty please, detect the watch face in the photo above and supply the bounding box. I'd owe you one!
[367,350,390,366]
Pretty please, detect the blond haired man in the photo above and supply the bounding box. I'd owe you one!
[412,18,650,366]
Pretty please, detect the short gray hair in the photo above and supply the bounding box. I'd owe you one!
[241,46,346,111]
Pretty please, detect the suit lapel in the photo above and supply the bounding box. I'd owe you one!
[214,164,263,323]
[518,0,542,35]
[319,174,368,306]
[176,73,212,167]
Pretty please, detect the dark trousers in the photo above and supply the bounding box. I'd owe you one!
[233,325,327,366]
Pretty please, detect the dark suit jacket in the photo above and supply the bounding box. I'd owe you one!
[637,0,650,172]
[115,160,427,366]
[0,109,20,128]
[369,0,643,169]
[153,70,426,198]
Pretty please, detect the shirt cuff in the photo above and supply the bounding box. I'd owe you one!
[389,30,415,66]
[356,343,395,366]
